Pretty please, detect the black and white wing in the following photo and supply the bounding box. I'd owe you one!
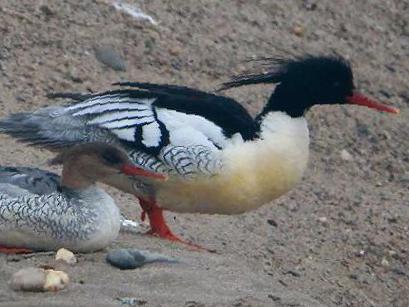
[64,91,170,155]
[0,83,256,177]
[0,166,61,197]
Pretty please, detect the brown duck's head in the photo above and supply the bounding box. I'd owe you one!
[49,143,166,189]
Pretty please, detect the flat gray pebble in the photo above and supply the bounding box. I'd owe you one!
[94,46,126,71]
[106,248,179,270]
[106,249,144,270]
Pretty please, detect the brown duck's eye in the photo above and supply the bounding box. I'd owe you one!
[101,150,123,165]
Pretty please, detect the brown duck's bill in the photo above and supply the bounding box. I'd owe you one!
[346,92,400,114]
[121,164,167,180]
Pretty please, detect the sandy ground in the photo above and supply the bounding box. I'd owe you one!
[0,0,408,306]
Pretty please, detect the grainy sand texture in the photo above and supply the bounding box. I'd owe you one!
[0,1,408,306]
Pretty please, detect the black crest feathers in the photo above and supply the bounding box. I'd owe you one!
[219,55,353,91]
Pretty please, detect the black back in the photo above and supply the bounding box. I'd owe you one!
[115,82,258,141]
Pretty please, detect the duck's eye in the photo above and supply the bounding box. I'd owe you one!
[101,150,122,165]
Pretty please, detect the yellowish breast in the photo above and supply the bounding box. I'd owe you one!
[156,112,310,214]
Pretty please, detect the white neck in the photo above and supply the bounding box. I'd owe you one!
[258,111,309,145]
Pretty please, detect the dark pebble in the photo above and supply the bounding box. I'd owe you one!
[303,0,317,10]
[39,5,55,17]
[284,269,301,277]
[116,297,148,306]
[106,248,178,270]
[268,294,281,302]
[106,249,145,270]
[267,219,278,227]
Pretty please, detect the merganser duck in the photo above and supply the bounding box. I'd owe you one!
[0,55,399,247]
[0,143,165,253]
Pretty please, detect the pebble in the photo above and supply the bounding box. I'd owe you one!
[106,248,179,270]
[39,4,54,17]
[9,268,46,292]
[284,269,301,277]
[169,46,182,56]
[55,248,77,265]
[267,219,278,227]
[94,45,126,71]
[116,297,148,306]
[43,270,69,291]
[317,216,329,225]
[9,267,69,292]
[292,25,304,37]
[340,149,354,161]
[357,250,365,257]
[381,257,390,267]
[303,0,317,10]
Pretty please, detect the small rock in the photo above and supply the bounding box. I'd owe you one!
[169,46,182,56]
[268,294,281,302]
[284,269,301,277]
[107,249,139,270]
[39,4,54,17]
[43,270,69,292]
[9,267,69,292]
[340,149,354,161]
[94,45,126,71]
[303,0,317,10]
[317,216,328,225]
[381,130,391,140]
[381,257,390,267]
[357,250,365,257]
[292,25,304,37]
[116,297,147,306]
[106,248,179,270]
[55,248,77,265]
[9,268,46,292]
[267,219,278,227]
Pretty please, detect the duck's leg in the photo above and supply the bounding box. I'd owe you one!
[138,197,184,241]
[138,197,208,251]
[0,245,32,254]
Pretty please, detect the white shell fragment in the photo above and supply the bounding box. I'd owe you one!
[43,270,69,292]
[111,1,158,25]
[9,267,69,292]
[55,248,77,264]
[340,149,354,161]
[9,268,46,292]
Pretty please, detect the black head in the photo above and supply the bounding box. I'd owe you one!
[220,55,398,118]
